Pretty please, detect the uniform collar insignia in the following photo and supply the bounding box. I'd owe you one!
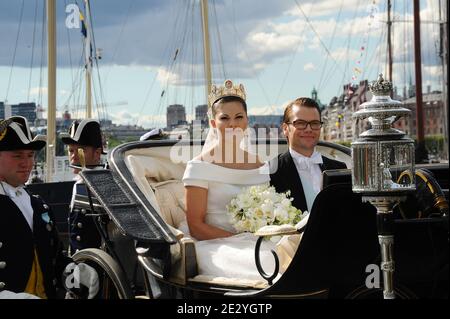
[41,212,50,223]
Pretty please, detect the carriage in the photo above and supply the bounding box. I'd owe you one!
[66,139,448,299]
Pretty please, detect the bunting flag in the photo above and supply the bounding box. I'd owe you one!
[79,6,92,68]
[349,0,379,87]
[79,10,87,38]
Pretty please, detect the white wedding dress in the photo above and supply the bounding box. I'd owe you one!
[180,160,278,281]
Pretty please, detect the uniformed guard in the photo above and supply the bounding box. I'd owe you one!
[0,116,98,299]
[60,119,106,256]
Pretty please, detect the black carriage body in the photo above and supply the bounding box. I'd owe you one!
[53,139,448,299]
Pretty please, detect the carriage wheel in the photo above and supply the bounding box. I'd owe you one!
[72,248,134,299]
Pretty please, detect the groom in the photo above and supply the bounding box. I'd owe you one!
[270,97,347,213]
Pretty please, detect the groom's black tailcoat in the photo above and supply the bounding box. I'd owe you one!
[269,151,347,213]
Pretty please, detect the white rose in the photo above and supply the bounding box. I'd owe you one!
[261,201,274,214]
[274,206,288,221]
[281,198,291,208]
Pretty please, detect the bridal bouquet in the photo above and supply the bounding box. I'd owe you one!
[226,183,304,233]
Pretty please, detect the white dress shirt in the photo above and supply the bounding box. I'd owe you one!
[1,181,34,230]
[289,148,323,212]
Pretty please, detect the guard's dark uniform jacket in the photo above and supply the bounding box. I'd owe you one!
[0,192,71,298]
[68,182,101,255]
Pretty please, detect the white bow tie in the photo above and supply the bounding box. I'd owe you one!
[2,183,25,198]
[295,152,322,170]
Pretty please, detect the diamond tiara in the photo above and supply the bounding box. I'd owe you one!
[208,80,246,107]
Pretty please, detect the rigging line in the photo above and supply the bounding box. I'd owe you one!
[361,1,383,85]
[360,28,372,84]
[63,0,75,108]
[402,0,408,90]
[274,0,314,106]
[384,3,389,78]
[161,0,190,110]
[140,18,184,126]
[164,12,187,107]
[60,48,85,108]
[424,3,438,90]
[216,0,273,107]
[5,0,25,102]
[358,18,384,83]
[212,0,227,80]
[189,1,197,119]
[66,54,85,117]
[228,11,272,107]
[317,0,344,91]
[293,0,345,75]
[231,0,239,73]
[190,0,202,112]
[93,49,108,120]
[86,1,107,120]
[104,0,134,84]
[135,1,185,127]
[374,28,387,81]
[334,0,361,97]
[38,0,46,109]
[164,0,192,107]
[91,71,102,121]
[406,0,412,88]
[27,0,39,102]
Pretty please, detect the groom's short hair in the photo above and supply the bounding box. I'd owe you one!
[283,97,321,123]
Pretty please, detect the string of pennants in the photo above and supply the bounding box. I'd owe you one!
[349,0,379,91]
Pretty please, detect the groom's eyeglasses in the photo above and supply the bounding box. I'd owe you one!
[286,120,323,130]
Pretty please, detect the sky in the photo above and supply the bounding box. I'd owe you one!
[0,0,446,129]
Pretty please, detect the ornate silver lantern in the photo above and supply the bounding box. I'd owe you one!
[351,74,416,299]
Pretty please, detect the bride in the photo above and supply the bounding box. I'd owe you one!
[179,80,278,281]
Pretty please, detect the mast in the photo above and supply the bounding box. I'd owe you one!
[46,0,56,182]
[413,0,426,162]
[200,0,212,106]
[85,0,92,118]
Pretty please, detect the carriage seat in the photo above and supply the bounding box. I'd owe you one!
[124,154,186,229]
[124,154,194,284]
[124,153,275,289]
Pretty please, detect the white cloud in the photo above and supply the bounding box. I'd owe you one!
[242,32,304,61]
[286,0,362,18]
[28,87,47,96]
[303,63,316,71]
[331,47,361,62]
[107,110,197,129]
[156,67,180,86]
[248,101,290,116]
[424,65,442,77]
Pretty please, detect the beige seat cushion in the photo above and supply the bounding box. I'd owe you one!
[149,180,186,229]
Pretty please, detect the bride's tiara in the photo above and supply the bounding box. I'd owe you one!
[208,80,246,107]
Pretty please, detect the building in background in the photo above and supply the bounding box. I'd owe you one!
[322,80,372,143]
[166,104,186,129]
[248,115,283,138]
[0,101,37,123]
[195,104,208,126]
[396,92,445,157]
